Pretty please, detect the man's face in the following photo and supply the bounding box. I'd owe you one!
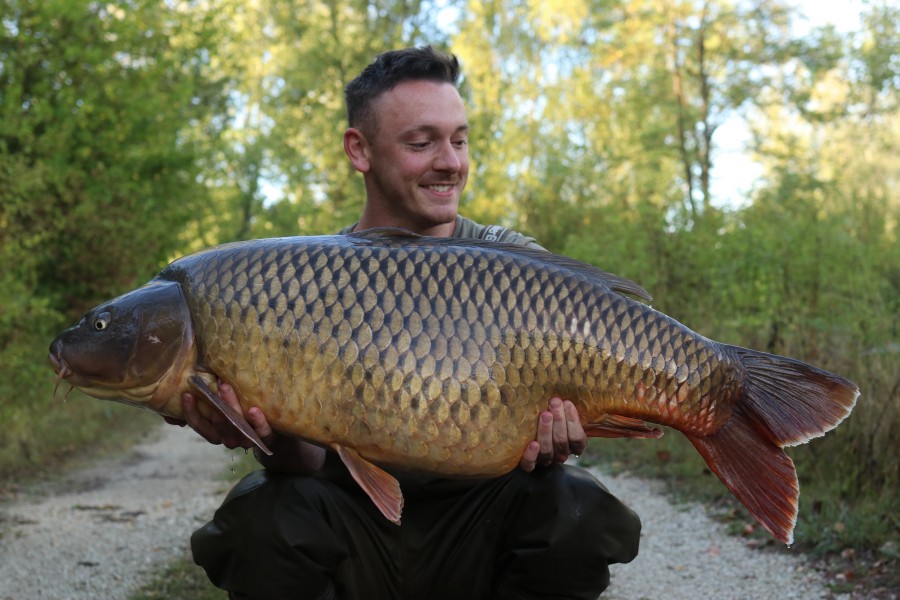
[358,80,469,232]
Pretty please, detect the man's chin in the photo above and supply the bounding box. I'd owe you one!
[416,196,459,220]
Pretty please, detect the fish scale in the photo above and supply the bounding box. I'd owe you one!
[172,235,722,472]
[50,229,858,543]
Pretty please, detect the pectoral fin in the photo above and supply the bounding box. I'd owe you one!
[331,443,403,525]
[583,415,664,439]
[188,375,272,455]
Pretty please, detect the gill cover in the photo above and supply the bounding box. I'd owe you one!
[50,280,192,392]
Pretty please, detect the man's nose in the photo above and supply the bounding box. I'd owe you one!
[433,140,462,172]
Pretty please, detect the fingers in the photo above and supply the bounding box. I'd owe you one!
[550,397,569,462]
[181,392,230,446]
[521,397,589,472]
[535,411,554,467]
[178,383,259,450]
[518,440,540,472]
[564,400,587,456]
[214,383,260,449]
[247,406,275,448]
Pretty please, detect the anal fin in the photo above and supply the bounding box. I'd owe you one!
[188,375,272,455]
[584,415,664,439]
[332,443,404,525]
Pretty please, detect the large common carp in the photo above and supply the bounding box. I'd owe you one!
[49,229,858,544]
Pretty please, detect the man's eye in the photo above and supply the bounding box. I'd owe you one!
[408,142,430,150]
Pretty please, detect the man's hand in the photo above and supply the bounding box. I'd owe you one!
[163,383,274,450]
[519,397,587,472]
[163,383,325,474]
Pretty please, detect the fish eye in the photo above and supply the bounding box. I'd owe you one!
[92,312,111,331]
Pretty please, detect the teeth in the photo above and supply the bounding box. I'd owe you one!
[428,185,452,192]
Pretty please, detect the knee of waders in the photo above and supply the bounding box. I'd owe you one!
[193,471,347,599]
[507,464,641,563]
[221,469,271,503]
[495,466,641,599]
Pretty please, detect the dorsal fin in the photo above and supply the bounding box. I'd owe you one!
[347,227,652,302]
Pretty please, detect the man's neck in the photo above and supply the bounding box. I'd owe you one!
[354,213,458,238]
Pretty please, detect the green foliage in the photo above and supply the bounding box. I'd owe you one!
[0,0,224,477]
[1,0,223,313]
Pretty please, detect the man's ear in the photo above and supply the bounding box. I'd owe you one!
[343,127,371,173]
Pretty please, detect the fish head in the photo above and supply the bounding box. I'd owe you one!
[49,280,196,413]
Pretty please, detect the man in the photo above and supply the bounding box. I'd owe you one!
[174,46,640,599]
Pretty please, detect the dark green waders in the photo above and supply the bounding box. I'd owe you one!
[192,457,641,600]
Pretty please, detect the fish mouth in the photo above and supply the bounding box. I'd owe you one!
[49,332,175,406]
[48,344,76,400]
[49,339,73,378]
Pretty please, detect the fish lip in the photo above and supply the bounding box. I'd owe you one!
[48,343,71,378]
[49,350,75,399]
[48,351,61,373]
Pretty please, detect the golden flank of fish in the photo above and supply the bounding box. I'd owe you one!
[49,229,859,543]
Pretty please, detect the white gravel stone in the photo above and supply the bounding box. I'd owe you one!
[593,468,837,599]
[0,425,228,600]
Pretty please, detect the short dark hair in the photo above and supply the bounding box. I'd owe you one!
[344,46,460,133]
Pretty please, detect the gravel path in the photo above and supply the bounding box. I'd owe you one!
[0,425,228,600]
[595,470,836,599]
[0,424,837,599]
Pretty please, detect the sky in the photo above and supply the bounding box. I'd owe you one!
[711,0,865,208]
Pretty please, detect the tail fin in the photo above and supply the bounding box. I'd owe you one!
[688,346,859,545]
[731,346,859,446]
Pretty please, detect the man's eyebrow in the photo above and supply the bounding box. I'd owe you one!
[401,124,470,136]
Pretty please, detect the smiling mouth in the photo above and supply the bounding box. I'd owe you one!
[425,184,454,193]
